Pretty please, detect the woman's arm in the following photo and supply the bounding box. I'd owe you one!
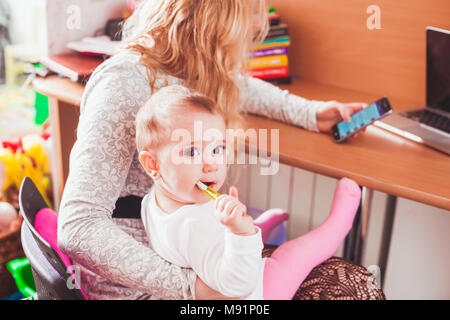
[239,76,366,133]
[57,57,197,299]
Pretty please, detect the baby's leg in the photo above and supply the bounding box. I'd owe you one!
[254,208,289,244]
[262,178,361,300]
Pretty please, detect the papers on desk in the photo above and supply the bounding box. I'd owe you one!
[40,54,105,82]
[66,36,122,56]
[40,36,118,82]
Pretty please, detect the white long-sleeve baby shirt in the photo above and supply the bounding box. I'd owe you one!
[141,187,265,299]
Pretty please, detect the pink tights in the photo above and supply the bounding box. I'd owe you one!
[255,177,362,300]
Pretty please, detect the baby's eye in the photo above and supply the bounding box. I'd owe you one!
[184,147,200,157]
[213,145,225,155]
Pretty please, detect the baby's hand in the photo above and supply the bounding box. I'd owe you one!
[215,186,256,236]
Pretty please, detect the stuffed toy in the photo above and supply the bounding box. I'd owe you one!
[0,133,53,211]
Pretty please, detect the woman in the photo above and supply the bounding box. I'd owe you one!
[58,0,383,300]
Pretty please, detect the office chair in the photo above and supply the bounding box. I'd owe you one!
[19,177,87,300]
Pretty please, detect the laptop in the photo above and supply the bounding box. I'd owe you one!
[375,26,450,155]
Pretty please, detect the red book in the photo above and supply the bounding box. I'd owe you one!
[246,66,289,79]
[40,53,105,82]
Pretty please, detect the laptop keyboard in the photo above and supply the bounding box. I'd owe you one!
[403,110,425,120]
[419,110,450,134]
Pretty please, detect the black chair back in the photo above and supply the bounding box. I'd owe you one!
[19,177,84,300]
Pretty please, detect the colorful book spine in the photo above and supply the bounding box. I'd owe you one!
[247,8,292,85]
[247,55,288,69]
[250,37,290,51]
[249,47,288,59]
[266,24,288,39]
[246,66,289,79]
[261,37,290,45]
[266,76,292,85]
[268,13,281,26]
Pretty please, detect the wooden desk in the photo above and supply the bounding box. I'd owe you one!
[34,75,450,211]
[33,76,84,209]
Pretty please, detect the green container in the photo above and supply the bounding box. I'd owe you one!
[34,90,49,125]
[6,257,36,299]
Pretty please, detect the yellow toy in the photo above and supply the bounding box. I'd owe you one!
[0,133,53,209]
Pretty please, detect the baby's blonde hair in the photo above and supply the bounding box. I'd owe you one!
[135,85,223,153]
[123,0,268,128]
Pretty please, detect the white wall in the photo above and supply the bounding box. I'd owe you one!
[46,0,127,55]
[7,0,47,46]
[383,198,450,299]
[6,0,127,53]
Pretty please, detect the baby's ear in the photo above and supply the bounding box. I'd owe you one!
[138,151,157,174]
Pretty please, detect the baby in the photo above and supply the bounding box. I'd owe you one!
[136,85,361,300]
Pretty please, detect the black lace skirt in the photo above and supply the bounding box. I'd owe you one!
[262,245,386,300]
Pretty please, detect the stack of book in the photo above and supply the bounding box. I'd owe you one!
[246,9,291,84]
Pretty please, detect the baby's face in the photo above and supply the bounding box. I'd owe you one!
[155,110,228,204]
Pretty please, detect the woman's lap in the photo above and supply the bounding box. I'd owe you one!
[262,245,386,300]
[79,221,385,300]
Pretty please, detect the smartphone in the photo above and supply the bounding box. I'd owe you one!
[332,97,392,142]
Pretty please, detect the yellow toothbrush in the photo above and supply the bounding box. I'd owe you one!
[196,181,221,200]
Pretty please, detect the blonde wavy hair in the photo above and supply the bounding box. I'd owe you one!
[122,0,268,127]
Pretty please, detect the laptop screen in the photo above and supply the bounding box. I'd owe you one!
[426,27,450,113]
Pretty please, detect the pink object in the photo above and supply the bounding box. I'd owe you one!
[253,208,289,244]
[262,177,361,300]
[34,208,88,300]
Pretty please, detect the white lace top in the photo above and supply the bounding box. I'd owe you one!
[57,50,331,300]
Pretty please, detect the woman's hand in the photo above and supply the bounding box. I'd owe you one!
[316,101,368,137]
